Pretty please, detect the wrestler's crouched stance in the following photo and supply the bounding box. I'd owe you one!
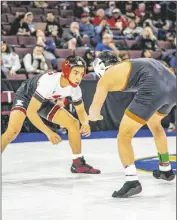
[2,55,100,174]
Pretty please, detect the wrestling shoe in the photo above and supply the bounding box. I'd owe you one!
[153,169,175,181]
[112,180,142,198]
[71,157,101,174]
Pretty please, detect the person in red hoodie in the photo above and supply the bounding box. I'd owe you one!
[106,8,128,28]
[93,9,105,26]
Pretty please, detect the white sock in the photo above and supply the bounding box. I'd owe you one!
[159,162,171,172]
[125,164,138,181]
[72,154,82,160]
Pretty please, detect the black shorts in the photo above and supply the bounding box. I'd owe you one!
[12,94,61,123]
[126,71,176,124]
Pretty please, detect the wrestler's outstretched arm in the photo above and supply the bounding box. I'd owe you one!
[88,80,108,121]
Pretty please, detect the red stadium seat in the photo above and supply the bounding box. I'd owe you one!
[2,36,18,46]
[10,6,27,14]
[74,47,87,58]
[7,74,27,80]
[128,50,142,59]
[18,36,36,47]
[55,49,73,58]
[14,47,33,58]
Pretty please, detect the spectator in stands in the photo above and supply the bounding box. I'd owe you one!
[61,22,84,50]
[25,12,36,35]
[95,33,119,57]
[23,45,48,74]
[124,2,136,22]
[36,30,58,68]
[34,1,48,8]
[74,2,85,19]
[83,48,95,72]
[45,12,63,38]
[106,8,128,29]
[105,1,116,17]
[132,27,158,51]
[95,19,113,44]
[79,13,95,39]
[9,14,31,36]
[123,20,143,39]
[141,49,152,58]
[135,2,146,20]
[93,9,105,26]
[1,41,21,78]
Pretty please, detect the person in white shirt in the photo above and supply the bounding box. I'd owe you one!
[23,45,48,74]
[2,55,100,174]
[1,41,21,78]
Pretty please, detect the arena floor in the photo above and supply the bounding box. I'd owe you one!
[2,136,176,220]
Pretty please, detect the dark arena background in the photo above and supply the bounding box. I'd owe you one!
[1,1,176,220]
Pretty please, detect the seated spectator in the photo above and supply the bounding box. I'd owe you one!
[93,9,105,26]
[135,3,146,21]
[158,21,173,41]
[141,49,152,58]
[123,20,143,39]
[80,13,95,38]
[132,27,158,51]
[45,12,63,38]
[25,12,36,35]
[95,33,119,57]
[61,22,84,50]
[83,48,95,72]
[95,19,113,44]
[36,30,58,68]
[34,1,48,8]
[74,1,85,19]
[9,14,31,36]
[106,8,128,29]
[23,45,48,74]
[1,41,21,78]
[124,2,136,22]
[105,1,116,17]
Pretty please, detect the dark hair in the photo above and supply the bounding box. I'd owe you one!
[2,42,11,54]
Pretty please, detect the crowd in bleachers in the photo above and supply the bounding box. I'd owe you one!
[1,1,176,80]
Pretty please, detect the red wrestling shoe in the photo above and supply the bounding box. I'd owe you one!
[71,157,101,174]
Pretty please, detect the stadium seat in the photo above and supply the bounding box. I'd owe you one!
[60,9,74,17]
[2,24,11,34]
[74,47,87,57]
[14,47,33,58]
[26,7,44,15]
[151,51,162,59]
[44,8,59,16]
[7,74,27,80]
[128,50,142,59]
[125,40,136,49]
[55,49,73,58]
[33,15,42,22]
[58,17,72,27]
[18,36,37,47]
[2,36,18,46]
[112,39,128,50]
[47,1,57,8]
[2,14,7,23]
[6,14,16,24]
[10,6,27,14]
[2,5,10,13]
[158,41,171,49]
[57,58,65,71]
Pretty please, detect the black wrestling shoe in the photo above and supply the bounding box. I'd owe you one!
[112,180,142,198]
[153,169,175,181]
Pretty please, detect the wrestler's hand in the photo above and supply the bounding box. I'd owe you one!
[80,124,91,137]
[46,130,62,145]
